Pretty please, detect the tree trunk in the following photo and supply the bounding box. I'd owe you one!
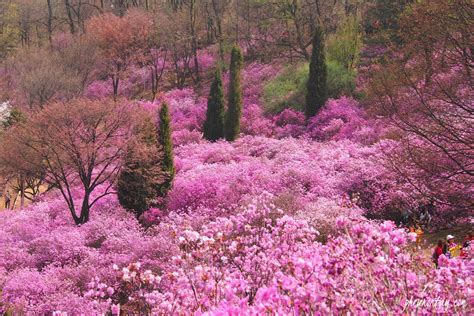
[189,1,200,82]
[117,0,127,16]
[20,177,25,207]
[151,67,158,101]
[112,75,119,101]
[79,191,90,224]
[64,0,76,34]
[47,0,54,43]
[211,0,224,62]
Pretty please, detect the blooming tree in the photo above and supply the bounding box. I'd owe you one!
[369,0,473,213]
[2,99,133,224]
[86,10,154,99]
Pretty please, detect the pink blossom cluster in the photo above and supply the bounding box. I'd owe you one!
[0,190,175,314]
[85,196,473,314]
[169,136,406,214]
[272,97,383,144]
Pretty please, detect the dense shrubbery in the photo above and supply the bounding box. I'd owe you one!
[168,136,398,213]
[326,15,363,72]
[93,215,471,314]
[326,61,356,99]
[2,190,470,314]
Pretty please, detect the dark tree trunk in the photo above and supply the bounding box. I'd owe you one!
[112,75,119,100]
[64,0,76,34]
[189,1,200,82]
[47,0,54,43]
[19,176,25,207]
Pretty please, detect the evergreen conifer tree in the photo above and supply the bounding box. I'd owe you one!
[203,67,225,141]
[158,102,175,196]
[305,25,328,118]
[224,45,243,141]
[117,116,163,218]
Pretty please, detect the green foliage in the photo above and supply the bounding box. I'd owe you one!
[364,0,412,44]
[203,68,225,141]
[263,64,308,113]
[263,61,356,114]
[0,3,19,60]
[158,102,175,196]
[117,116,163,219]
[2,106,25,129]
[305,26,328,118]
[224,45,243,142]
[326,15,363,71]
[326,60,356,99]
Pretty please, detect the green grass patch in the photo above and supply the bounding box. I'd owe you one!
[262,61,356,114]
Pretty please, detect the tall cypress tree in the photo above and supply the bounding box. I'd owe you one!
[117,116,163,219]
[305,25,328,118]
[158,102,175,196]
[203,67,225,141]
[224,45,243,142]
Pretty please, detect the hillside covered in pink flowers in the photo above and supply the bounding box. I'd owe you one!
[0,0,472,314]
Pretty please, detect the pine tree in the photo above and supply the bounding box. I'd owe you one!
[305,25,328,118]
[158,102,175,196]
[117,116,163,219]
[224,45,243,142]
[203,67,225,141]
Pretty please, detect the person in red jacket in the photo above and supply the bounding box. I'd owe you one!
[432,240,444,268]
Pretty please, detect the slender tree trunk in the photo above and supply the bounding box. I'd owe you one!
[47,0,54,43]
[151,67,158,101]
[189,0,200,82]
[112,75,119,101]
[20,177,25,207]
[234,0,239,43]
[423,46,433,84]
[211,0,224,62]
[79,191,90,224]
[64,0,76,34]
[12,192,18,209]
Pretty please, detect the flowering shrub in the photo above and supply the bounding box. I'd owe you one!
[307,97,382,144]
[0,189,176,314]
[85,198,472,314]
[169,136,405,214]
[272,108,306,138]
[295,197,363,239]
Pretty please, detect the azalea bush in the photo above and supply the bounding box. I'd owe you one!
[83,197,472,314]
[169,136,400,212]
